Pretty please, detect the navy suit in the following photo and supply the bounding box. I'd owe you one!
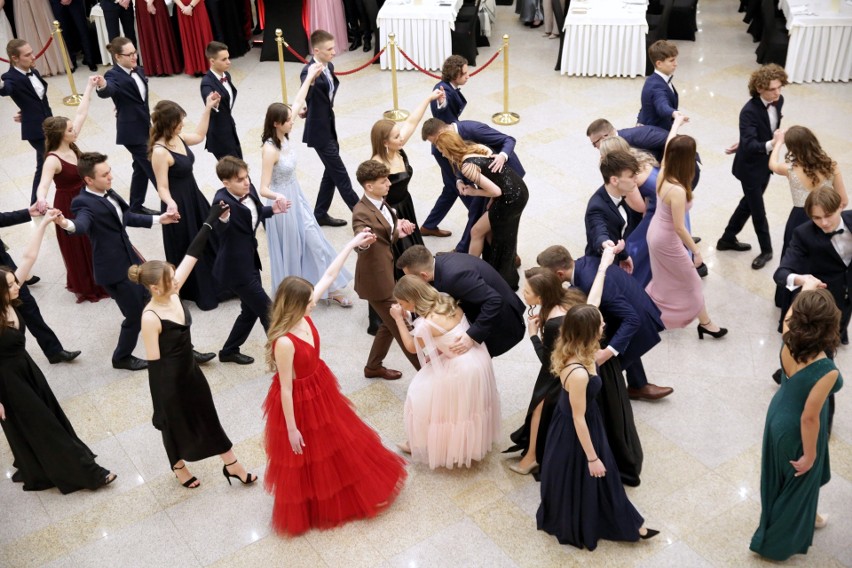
[98,0,137,45]
[213,187,274,355]
[0,209,64,357]
[584,186,642,262]
[774,211,852,341]
[617,125,668,162]
[721,95,784,254]
[97,65,156,211]
[429,81,466,123]
[424,121,525,252]
[200,70,243,160]
[300,59,359,219]
[69,189,153,361]
[432,252,525,357]
[574,256,664,389]
[636,72,678,130]
[1,67,52,203]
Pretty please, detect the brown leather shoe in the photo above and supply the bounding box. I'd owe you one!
[627,384,673,401]
[420,227,452,237]
[514,255,522,268]
[364,366,403,380]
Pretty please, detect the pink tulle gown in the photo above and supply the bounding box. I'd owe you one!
[404,316,501,469]
[307,0,348,51]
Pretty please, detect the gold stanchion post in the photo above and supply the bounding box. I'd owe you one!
[383,34,409,121]
[52,21,82,106]
[275,29,289,103]
[492,34,519,126]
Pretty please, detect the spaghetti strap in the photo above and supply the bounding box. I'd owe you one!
[143,309,162,320]
[560,362,589,388]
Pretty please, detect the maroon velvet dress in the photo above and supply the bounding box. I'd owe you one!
[135,0,182,76]
[175,0,214,76]
[48,154,109,303]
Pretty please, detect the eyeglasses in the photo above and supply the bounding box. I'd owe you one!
[590,135,606,148]
[119,51,137,57]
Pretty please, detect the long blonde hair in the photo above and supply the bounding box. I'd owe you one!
[434,130,489,171]
[393,275,457,318]
[266,276,313,370]
[550,304,602,376]
[599,136,659,168]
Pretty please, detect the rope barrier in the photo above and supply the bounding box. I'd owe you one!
[284,43,309,64]
[0,35,54,64]
[469,48,502,77]
[336,47,386,75]
[395,47,442,80]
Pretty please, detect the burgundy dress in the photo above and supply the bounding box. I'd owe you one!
[175,0,214,76]
[135,0,182,76]
[48,154,109,303]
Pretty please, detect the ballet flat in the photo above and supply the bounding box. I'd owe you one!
[815,514,829,529]
[508,461,539,475]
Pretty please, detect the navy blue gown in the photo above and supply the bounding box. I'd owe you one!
[626,167,659,289]
[537,363,644,550]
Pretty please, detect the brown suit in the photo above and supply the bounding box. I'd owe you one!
[353,196,420,371]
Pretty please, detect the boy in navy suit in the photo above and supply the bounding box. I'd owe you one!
[56,152,178,371]
[0,39,53,204]
[430,55,468,125]
[201,41,243,160]
[586,118,669,162]
[213,157,289,365]
[95,37,158,215]
[299,29,360,228]
[719,63,788,270]
[636,40,679,130]
[584,150,642,274]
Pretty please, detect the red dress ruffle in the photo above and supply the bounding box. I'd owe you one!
[263,317,406,536]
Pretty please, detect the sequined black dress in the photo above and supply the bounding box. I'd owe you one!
[386,149,424,280]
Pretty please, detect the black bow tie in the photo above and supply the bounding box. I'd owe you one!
[129,68,137,75]
[105,189,117,199]
[238,195,248,203]
[618,198,627,209]
[765,100,778,109]
[828,228,844,237]
[25,71,34,77]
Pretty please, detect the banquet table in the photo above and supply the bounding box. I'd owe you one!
[779,0,852,83]
[377,0,464,70]
[560,0,649,78]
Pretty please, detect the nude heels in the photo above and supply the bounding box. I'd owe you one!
[509,460,539,475]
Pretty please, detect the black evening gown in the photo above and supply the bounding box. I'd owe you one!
[159,140,220,311]
[507,316,563,473]
[147,304,232,466]
[206,0,250,58]
[386,149,425,281]
[537,364,644,550]
[464,156,528,291]
[0,310,110,493]
[595,358,643,487]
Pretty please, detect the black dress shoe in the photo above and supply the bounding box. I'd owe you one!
[25,275,40,286]
[349,38,362,51]
[363,38,372,52]
[772,368,782,385]
[751,252,773,270]
[193,350,215,364]
[47,349,82,364]
[88,63,98,72]
[112,356,148,371]
[219,351,255,365]
[696,263,708,278]
[716,238,752,252]
[133,206,161,216]
[316,215,347,227]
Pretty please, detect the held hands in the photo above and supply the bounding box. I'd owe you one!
[600,241,623,269]
[588,458,606,478]
[29,200,46,217]
[772,128,786,145]
[205,91,221,109]
[801,275,826,291]
[350,228,377,250]
[488,153,507,173]
[159,210,181,225]
[429,88,446,105]
[86,75,101,92]
[449,333,475,355]
[166,200,179,216]
[39,208,60,226]
[272,196,291,214]
[527,313,541,336]
[95,75,107,89]
[398,219,416,237]
[288,428,305,455]
[672,110,689,124]
[307,62,325,80]
[790,454,814,477]
[618,257,634,275]
[390,303,405,322]
[594,348,613,366]
[205,200,229,225]
[53,212,69,229]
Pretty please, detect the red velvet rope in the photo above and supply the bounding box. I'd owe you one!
[469,48,502,77]
[284,43,309,64]
[336,47,386,75]
[0,35,54,64]
[395,47,442,79]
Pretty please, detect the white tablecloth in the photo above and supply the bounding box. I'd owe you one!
[780,0,852,83]
[377,0,463,70]
[560,0,648,78]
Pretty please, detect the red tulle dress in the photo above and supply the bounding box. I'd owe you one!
[263,317,406,536]
[48,154,109,303]
[135,0,182,76]
[175,0,214,76]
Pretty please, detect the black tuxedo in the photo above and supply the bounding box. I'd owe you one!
[573,256,664,389]
[636,72,678,130]
[200,70,242,159]
[432,252,525,357]
[774,211,852,340]
[0,209,63,357]
[97,65,156,211]
[722,95,785,254]
[300,59,359,219]
[213,187,274,355]
[68,188,153,361]
[584,186,642,262]
[1,67,52,202]
[430,80,467,123]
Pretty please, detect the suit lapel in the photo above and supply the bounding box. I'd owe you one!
[208,71,232,106]
[361,196,394,240]
[600,187,624,231]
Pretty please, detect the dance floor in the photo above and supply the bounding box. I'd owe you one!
[0,2,851,566]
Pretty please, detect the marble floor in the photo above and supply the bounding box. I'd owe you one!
[1,2,852,567]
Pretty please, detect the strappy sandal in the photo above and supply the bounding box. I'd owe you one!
[222,459,257,485]
[328,292,353,308]
[173,463,199,489]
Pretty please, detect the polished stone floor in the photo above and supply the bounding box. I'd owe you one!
[1,2,851,567]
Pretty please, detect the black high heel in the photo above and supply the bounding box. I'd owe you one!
[223,459,257,485]
[173,464,199,489]
[697,321,728,340]
[639,528,660,540]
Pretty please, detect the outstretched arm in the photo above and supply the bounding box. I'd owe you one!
[71,76,99,136]
[768,129,789,176]
[14,209,59,283]
[172,202,228,292]
[660,112,688,168]
[291,63,324,120]
[180,91,220,146]
[398,89,444,145]
[311,230,376,303]
[586,243,620,307]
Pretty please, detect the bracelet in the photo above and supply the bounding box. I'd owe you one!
[588,457,599,463]
[202,222,212,230]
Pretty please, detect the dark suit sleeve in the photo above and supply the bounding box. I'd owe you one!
[68,200,93,236]
[651,81,675,122]
[0,74,15,96]
[469,122,516,157]
[0,209,32,228]
[621,126,667,154]
[739,104,768,157]
[96,75,117,99]
[260,205,274,221]
[123,211,155,229]
[200,76,214,102]
[773,230,810,287]
[600,279,640,354]
[448,272,503,344]
[586,200,625,260]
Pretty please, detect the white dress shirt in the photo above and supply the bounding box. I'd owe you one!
[365,195,394,229]
[760,96,779,154]
[15,66,45,99]
[226,191,258,229]
[786,219,852,290]
[212,71,234,109]
[608,191,628,234]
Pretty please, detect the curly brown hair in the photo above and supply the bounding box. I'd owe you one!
[441,55,468,83]
[784,126,836,187]
[748,64,788,98]
[783,289,840,363]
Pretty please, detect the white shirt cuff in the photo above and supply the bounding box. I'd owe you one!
[63,220,77,233]
[786,273,802,291]
[606,345,619,357]
[765,141,773,154]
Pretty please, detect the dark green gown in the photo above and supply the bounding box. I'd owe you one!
[750,356,843,561]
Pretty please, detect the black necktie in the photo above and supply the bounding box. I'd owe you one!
[828,228,844,238]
